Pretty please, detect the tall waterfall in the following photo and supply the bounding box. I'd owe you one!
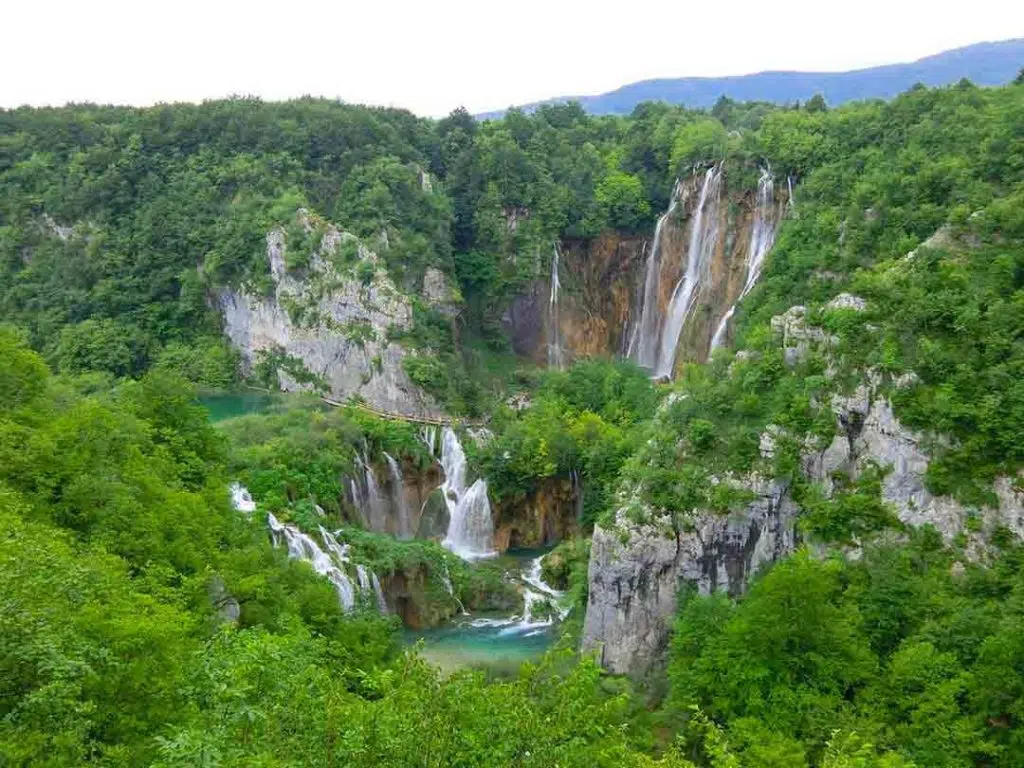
[547,244,565,370]
[628,179,683,368]
[654,166,723,379]
[383,452,413,539]
[710,168,779,352]
[439,427,495,559]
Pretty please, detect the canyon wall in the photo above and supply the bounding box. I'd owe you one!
[507,168,787,374]
[218,213,446,419]
[582,296,1024,679]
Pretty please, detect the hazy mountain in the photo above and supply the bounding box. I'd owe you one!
[479,38,1024,118]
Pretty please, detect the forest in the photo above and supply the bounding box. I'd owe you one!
[2,74,1024,766]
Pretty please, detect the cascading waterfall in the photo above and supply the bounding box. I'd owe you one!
[653,165,723,379]
[710,167,779,352]
[628,178,684,367]
[487,555,570,637]
[230,483,256,513]
[268,513,357,609]
[383,452,413,539]
[266,512,389,612]
[547,244,565,370]
[439,427,495,559]
[356,564,388,612]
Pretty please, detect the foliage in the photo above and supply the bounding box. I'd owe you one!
[666,532,1024,766]
[476,359,660,526]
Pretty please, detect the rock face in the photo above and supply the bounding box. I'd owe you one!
[504,233,647,365]
[492,477,580,552]
[218,214,441,418]
[582,300,1024,678]
[582,477,798,679]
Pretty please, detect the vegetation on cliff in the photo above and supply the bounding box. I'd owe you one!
[3,75,1024,766]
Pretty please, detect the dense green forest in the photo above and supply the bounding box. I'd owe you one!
[3,75,1024,766]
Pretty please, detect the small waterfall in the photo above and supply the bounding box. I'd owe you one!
[268,513,357,610]
[383,452,413,539]
[654,166,723,379]
[229,483,256,513]
[441,560,468,614]
[439,427,495,559]
[710,167,779,352]
[356,564,388,612]
[547,244,565,370]
[267,513,388,612]
[353,452,389,532]
[628,179,683,367]
[501,555,570,636]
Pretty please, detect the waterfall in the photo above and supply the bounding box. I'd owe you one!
[268,513,357,610]
[356,564,388,612]
[710,167,779,352]
[266,513,389,612]
[441,560,468,614]
[229,483,256,513]
[628,179,683,368]
[500,555,570,636]
[654,166,723,379]
[383,452,413,539]
[547,244,565,370]
[352,452,389,532]
[439,427,495,559]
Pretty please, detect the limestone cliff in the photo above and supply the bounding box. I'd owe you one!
[582,297,1024,679]
[218,213,442,418]
[507,168,788,373]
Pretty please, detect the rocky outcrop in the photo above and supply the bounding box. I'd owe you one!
[218,213,441,418]
[380,564,460,629]
[582,476,798,679]
[582,299,1024,678]
[492,477,580,551]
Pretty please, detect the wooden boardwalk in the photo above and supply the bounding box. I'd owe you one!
[244,385,483,426]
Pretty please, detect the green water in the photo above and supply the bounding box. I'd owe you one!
[403,619,557,676]
[199,392,277,422]
[404,548,563,675]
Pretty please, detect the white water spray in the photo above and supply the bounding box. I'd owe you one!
[654,166,723,379]
[439,427,495,559]
[710,167,779,352]
[266,513,389,612]
[268,513,357,610]
[230,483,256,514]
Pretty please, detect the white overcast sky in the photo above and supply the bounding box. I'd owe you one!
[3,0,1024,116]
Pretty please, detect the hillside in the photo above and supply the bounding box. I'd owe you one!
[478,37,1024,118]
[2,78,1024,766]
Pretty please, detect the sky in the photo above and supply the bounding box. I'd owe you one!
[3,0,1024,116]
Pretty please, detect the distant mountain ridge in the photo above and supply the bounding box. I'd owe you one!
[478,38,1024,118]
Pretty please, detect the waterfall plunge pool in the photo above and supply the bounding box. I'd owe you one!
[403,548,569,675]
